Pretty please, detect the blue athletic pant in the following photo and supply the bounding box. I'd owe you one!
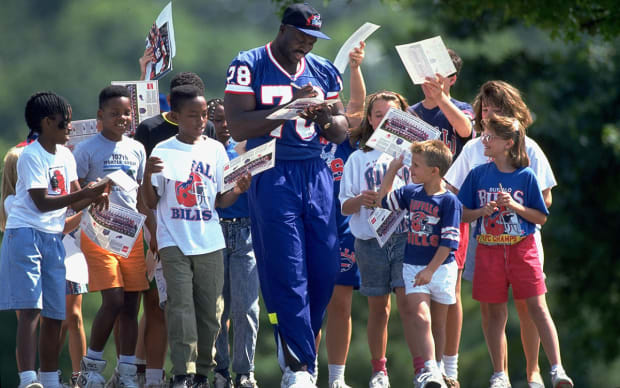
[248,157,339,374]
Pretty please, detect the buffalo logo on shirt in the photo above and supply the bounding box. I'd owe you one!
[483,207,522,236]
[175,172,207,208]
[410,211,439,235]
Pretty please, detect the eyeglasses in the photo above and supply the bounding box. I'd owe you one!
[480,134,500,142]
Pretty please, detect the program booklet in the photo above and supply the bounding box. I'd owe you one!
[333,22,381,74]
[67,119,98,150]
[266,97,338,121]
[111,80,160,137]
[221,139,276,193]
[366,107,441,165]
[368,207,406,247]
[396,36,456,85]
[144,2,176,80]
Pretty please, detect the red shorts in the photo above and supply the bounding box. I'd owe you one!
[472,234,546,303]
[454,222,469,269]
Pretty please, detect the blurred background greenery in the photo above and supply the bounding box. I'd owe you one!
[1,0,619,387]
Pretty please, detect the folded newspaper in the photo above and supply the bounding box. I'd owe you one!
[111,80,160,137]
[266,97,338,121]
[366,107,441,165]
[368,207,406,247]
[80,203,146,258]
[221,139,276,193]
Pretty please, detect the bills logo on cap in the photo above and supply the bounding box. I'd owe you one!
[307,14,322,28]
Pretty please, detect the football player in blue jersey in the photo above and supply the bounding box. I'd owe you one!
[224,3,348,387]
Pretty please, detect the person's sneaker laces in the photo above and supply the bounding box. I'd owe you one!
[78,357,107,388]
[414,368,443,388]
[213,372,232,388]
[550,368,573,388]
[236,373,258,388]
[369,370,390,388]
[116,363,139,388]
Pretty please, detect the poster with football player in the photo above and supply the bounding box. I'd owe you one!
[144,2,176,80]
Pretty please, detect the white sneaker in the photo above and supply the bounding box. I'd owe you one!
[489,374,510,388]
[414,367,445,388]
[78,357,107,388]
[550,368,573,388]
[117,363,139,388]
[19,382,43,388]
[330,380,352,388]
[369,371,390,388]
[280,367,315,388]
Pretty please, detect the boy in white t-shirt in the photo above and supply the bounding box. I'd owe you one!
[141,85,251,387]
[0,92,108,388]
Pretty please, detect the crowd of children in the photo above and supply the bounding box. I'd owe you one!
[0,3,575,388]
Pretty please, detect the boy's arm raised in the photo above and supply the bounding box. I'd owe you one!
[425,75,472,138]
[377,154,404,205]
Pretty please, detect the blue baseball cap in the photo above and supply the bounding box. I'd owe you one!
[282,3,330,40]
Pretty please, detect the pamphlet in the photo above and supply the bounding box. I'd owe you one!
[368,207,406,247]
[221,139,276,193]
[111,80,160,137]
[266,97,338,121]
[80,203,146,258]
[395,36,456,85]
[144,1,176,80]
[366,107,441,164]
[333,22,381,74]
[67,119,98,149]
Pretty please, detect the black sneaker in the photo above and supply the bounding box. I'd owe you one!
[170,375,193,388]
[192,374,210,388]
[213,371,233,388]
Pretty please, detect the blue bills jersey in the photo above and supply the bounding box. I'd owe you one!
[225,43,343,160]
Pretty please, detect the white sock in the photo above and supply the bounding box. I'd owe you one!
[443,354,459,378]
[40,371,60,388]
[492,371,507,380]
[86,348,104,360]
[424,360,437,371]
[119,354,136,365]
[19,370,38,385]
[550,364,564,374]
[146,369,164,385]
[328,364,346,385]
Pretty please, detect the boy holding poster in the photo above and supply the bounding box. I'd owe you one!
[74,85,149,387]
[141,85,251,387]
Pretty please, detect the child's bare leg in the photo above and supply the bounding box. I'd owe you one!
[395,287,419,358]
[143,287,167,368]
[119,291,141,356]
[525,294,562,366]
[403,293,435,362]
[515,298,543,383]
[430,301,450,363]
[64,294,86,372]
[40,316,63,372]
[367,294,390,360]
[16,309,39,371]
[444,270,463,357]
[485,302,508,373]
[90,287,125,351]
[326,285,353,365]
[480,301,509,374]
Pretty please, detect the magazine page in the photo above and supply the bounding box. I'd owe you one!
[368,207,406,247]
[395,36,456,85]
[366,107,441,164]
[144,1,176,80]
[266,97,338,120]
[333,22,381,74]
[111,80,160,137]
[67,119,98,150]
[150,147,194,182]
[221,139,276,193]
[80,203,146,258]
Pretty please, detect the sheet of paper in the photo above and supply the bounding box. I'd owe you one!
[368,208,406,247]
[106,169,139,192]
[144,1,176,80]
[366,107,441,164]
[395,36,456,85]
[111,80,160,137]
[67,119,98,149]
[150,147,194,182]
[63,234,89,284]
[221,139,276,192]
[266,98,337,120]
[333,22,381,74]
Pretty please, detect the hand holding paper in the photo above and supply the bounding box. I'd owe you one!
[233,172,252,194]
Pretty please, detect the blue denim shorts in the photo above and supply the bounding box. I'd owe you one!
[354,233,407,296]
[0,228,66,320]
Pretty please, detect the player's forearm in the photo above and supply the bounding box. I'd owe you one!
[437,95,472,138]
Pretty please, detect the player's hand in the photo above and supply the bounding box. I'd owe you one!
[479,200,498,217]
[292,83,318,100]
[360,190,380,208]
[91,191,110,211]
[145,156,164,176]
[233,171,252,194]
[349,41,366,69]
[148,234,158,255]
[414,267,434,287]
[301,103,332,128]
[84,178,110,198]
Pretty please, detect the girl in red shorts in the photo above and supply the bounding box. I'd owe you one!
[457,115,573,388]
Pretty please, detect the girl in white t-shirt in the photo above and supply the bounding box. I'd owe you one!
[445,80,568,388]
[339,91,411,388]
